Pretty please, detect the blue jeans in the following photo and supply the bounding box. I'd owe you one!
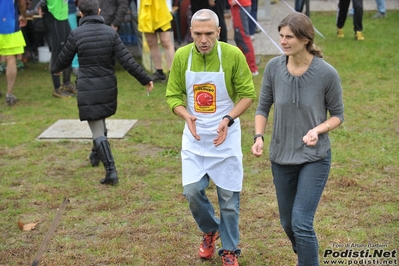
[271,150,331,266]
[183,174,241,255]
[375,0,386,13]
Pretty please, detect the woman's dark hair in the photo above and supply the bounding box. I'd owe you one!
[78,0,99,16]
[278,13,323,58]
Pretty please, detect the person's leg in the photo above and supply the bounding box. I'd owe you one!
[292,151,331,266]
[44,12,74,97]
[351,0,364,40]
[248,0,258,36]
[4,55,18,105]
[272,162,300,255]
[89,119,118,185]
[336,0,350,29]
[88,119,107,167]
[376,0,386,14]
[144,32,162,71]
[45,13,61,90]
[5,55,17,95]
[295,0,305,12]
[88,119,106,140]
[56,19,74,87]
[216,186,241,255]
[352,0,363,32]
[0,55,5,77]
[145,32,167,82]
[158,31,175,70]
[1,30,25,105]
[212,0,228,42]
[232,5,257,74]
[183,174,220,233]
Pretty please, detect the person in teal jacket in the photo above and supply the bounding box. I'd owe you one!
[166,9,256,266]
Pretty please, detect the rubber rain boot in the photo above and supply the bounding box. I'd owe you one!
[89,145,100,167]
[94,136,119,185]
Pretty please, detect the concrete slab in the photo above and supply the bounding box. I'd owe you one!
[37,119,138,140]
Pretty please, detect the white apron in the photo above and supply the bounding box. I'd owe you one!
[181,44,243,192]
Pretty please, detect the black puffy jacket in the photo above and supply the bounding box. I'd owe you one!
[51,15,151,121]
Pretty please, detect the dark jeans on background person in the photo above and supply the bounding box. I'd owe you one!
[248,0,258,35]
[336,0,363,32]
[43,11,72,89]
[271,149,331,266]
[190,0,228,42]
[295,0,305,12]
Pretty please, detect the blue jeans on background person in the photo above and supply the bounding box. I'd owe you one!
[271,149,331,266]
[375,0,386,13]
[183,174,241,255]
[295,0,305,12]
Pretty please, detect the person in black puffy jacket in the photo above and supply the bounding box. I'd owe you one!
[51,0,153,185]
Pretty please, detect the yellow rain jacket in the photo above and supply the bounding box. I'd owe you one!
[138,0,173,33]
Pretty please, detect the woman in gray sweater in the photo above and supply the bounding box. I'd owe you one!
[251,13,344,266]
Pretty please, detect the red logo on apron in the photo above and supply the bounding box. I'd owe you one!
[193,83,216,113]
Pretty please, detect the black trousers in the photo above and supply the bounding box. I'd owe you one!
[190,0,228,42]
[336,0,363,32]
[43,11,72,89]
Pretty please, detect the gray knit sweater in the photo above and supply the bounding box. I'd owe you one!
[256,55,344,165]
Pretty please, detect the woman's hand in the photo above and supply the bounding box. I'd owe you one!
[252,139,264,157]
[302,129,319,146]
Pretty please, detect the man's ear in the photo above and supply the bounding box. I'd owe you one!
[98,8,101,15]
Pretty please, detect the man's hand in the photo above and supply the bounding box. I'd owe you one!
[173,106,200,141]
[213,119,229,146]
[185,115,200,141]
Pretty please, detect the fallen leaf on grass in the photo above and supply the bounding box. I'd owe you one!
[17,220,39,231]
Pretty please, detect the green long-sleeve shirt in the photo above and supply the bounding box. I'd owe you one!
[166,41,257,112]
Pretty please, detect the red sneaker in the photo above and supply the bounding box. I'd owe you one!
[198,231,220,259]
[221,250,239,266]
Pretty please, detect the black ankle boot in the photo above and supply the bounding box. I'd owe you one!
[93,136,118,185]
[89,145,100,167]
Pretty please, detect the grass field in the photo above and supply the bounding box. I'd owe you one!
[0,11,398,266]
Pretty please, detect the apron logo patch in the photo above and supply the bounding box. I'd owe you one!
[194,83,216,113]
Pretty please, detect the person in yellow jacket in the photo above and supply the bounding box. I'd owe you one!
[138,0,175,82]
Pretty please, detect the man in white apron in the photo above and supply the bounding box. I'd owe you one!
[165,9,256,266]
